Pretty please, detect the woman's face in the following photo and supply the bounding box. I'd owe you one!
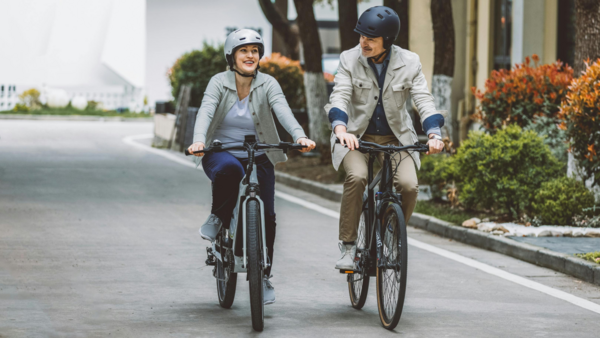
[360,35,384,58]
[234,44,260,74]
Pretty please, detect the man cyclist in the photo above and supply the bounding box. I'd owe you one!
[326,6,445,269]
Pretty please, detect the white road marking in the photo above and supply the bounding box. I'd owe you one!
[124,134,600,315]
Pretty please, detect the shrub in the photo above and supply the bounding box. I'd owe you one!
[453,125,562,217]
[168,42,227,108]
[559,58,600,188]
[523,115,569,166]
[472,55,573,131]
[531,176,595,225]
[18,88,42,110]
[12,103,29,112]
[259,53,306,110]
[418,154,457,200]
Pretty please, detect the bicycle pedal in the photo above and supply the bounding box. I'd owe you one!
[339,269,355,274]
[205,257,216,266]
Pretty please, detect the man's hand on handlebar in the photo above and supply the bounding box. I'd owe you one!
[334,125,359,150]
[296,137,316,153]
[187,142,205,157]
[426,134,444,155]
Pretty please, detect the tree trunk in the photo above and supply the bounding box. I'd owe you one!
[271,0,290,57]
[338,0,359,51]
[570,0,600,200]
[384,0,409,49]
[258,0,300,60]
[430,0,455,142]
[574,0,600,74]
[294,0,330,161]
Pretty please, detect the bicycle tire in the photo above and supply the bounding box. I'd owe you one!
[246,199,264,331]
[216,234,237,308]
[376,203,407,330]
[348,203,370,309]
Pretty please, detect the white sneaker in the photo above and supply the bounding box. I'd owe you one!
[199,214,222,242]
[335,243,356,270]
[263,275,275,305]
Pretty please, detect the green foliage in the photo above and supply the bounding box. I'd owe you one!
[531,176,596,225]
[86,101,101,111]
[575,251,600,264]
[18,88,42,110]
[1,107,149,118]
[418,154,457,200]
[523,116,568,166]
[12,103,30,112]
[168,42,227,107]
[453,125,562,216]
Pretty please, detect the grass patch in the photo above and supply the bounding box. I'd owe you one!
[0,108,151,118]
[575,251,600,264]
[414,200,492,226]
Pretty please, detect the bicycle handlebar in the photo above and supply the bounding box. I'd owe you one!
[335,138,430,153]
[185,141,307,156]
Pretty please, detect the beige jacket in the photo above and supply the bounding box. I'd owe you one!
[325,45,438,170]
[193,71,307,166]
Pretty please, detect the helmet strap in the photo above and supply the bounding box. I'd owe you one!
[232,67,257,79]
[369,48,389,64]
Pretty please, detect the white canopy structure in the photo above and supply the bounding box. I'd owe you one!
[0,0,145,111]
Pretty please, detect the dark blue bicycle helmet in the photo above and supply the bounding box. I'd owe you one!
[354,6,401,49]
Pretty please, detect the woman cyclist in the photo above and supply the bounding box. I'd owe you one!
[187,29,316,305]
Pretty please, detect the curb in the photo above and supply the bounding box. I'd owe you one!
[275,170,600,286]
[0,114,153,122]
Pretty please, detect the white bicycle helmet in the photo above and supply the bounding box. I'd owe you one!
[224,29,264,77]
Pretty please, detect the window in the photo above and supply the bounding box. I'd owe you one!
[493,0,512,70]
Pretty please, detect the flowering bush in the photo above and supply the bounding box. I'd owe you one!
[473,55,573,131]
[559,58,600,187]
[259,53,306,110]
[18,88,42,110]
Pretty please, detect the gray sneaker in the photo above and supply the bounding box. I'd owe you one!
[335,243,356,270]
[199,214,222,242]
[263,275,275,305]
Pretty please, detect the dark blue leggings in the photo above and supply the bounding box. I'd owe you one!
[202,151,276,276]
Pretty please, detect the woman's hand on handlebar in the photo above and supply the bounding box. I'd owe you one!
[426,135,444,155]
[334,125,359,150]
[296,137,316,153]
[187,142,205,157]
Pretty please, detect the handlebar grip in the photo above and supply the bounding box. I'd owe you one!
[184,149,191,156]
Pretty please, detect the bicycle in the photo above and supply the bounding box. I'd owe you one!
[336,138,429,330]
[186,135,306,332]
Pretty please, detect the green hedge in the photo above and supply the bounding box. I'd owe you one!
[168,42,227,108]
[453,125,562,217]
[532,176,595,225]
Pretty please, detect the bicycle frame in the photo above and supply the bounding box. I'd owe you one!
[211,145,269,275]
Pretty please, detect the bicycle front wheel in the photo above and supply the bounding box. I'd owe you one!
[376,203,408,330]
[348,207,370,309]
[246,199,264,332]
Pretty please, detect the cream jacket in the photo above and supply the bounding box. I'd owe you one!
[325,45,438,170]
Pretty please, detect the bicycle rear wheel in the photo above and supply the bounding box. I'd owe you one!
[376,203,408,330]
[216,233,237,308]
[348,205,370,309]
[246,199,264,331]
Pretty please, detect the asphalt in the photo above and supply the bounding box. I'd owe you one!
[1,120,599,337]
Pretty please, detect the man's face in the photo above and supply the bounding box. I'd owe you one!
[360,35,384,58]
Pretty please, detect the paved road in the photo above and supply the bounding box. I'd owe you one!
[1,120,599,337]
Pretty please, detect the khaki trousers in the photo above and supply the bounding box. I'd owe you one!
[339,134,419,242]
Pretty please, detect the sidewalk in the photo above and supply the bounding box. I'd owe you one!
[274,171,600,286]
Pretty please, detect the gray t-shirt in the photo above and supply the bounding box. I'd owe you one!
[212,96,263,158]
